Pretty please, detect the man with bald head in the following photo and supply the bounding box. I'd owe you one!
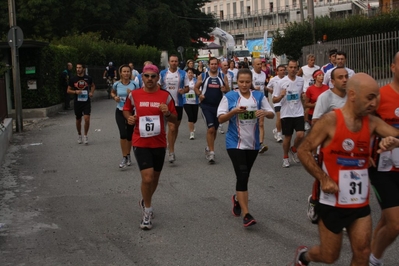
[368,52,399,266]
[290,73,399,265]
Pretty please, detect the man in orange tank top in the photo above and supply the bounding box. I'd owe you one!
[289,73,399,266]
[368,52,399,266]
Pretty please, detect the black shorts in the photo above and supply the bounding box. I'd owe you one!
[281,116,305,136]
[115,109,134,141]
[133,147,166,172]
[183,104,199,123]
[175,106,183,121]
[274,106,281,112]
[369,169,399,210]
[200,104,219,129]
[74,102,91,119]
[317,203,370,234]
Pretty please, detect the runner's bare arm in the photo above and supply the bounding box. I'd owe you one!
[298,112,339,194]
[67,85,75,94]
[370,115,399,138]
[222,75,230,92]
[194,75,203,96]
[297,67,303,77]
[159,103,177,124]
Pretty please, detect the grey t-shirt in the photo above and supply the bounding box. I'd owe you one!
[312,89,347,120]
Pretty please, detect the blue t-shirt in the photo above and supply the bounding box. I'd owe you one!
[322,63,334,74]
[200,72,225,107]
[113,80,139,110]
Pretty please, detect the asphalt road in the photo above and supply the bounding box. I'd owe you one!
[0,89,398,266]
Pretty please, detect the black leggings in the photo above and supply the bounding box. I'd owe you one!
[227,149,259,191]
[115,109,134,141]
[183,104,199,123]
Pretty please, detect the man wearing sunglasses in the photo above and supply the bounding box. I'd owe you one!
[123,64,177,230]
[159,55,189,163]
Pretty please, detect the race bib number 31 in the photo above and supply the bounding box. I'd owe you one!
[139,115,161,138]
[338,169,369,205]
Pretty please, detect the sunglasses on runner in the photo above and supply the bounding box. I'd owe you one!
[143,74,157,78]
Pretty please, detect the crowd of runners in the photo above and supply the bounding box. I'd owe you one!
[66,50,399,266]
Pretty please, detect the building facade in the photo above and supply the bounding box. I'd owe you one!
[202,0,378,43]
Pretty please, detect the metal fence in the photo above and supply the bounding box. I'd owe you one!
[301,31,399,87]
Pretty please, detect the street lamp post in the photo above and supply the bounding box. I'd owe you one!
[8,0,23,132]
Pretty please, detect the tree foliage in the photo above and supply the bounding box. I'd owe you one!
[272,21,313,60]
[272,10,399,60]
[0,0,215,52]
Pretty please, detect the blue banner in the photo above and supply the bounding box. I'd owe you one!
[247,38,273,54]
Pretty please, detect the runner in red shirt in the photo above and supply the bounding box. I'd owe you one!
[304,69,329,125]
[290,73,399,266]
[369,52,399,266]
[123,64,177,230]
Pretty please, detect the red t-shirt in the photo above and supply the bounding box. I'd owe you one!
[374,84,399,172]
[123,87,176,148]
[305,84,329,115]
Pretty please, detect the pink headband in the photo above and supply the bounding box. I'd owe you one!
[313,70,324,79]
[143,65,159,74]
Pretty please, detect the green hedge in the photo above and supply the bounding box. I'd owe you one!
[272,9,399,60]
[55,33,161,67]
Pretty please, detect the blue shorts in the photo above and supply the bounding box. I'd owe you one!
[200,104,219,129]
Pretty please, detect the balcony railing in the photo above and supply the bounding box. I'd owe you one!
[214,0,378,21]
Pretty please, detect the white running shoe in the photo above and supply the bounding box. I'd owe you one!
[205,147,210,159]
[189,132,195,140]
[127,155,132,166]
[282,158,290,168]
[276,132,283,143]
[289,147,300,163]
[168,153,175,163]
[307,195,319,224]
[208,151,215,164]
[140,211,152,230]
[218,124,224,134]
[139,199,154,219]
[77,135,82,144]
[119,157,127,168]
[272,128,278,140]
[259,144,268,154]
[83,136,88,145]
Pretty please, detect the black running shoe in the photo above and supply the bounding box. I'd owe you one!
[231,195,241,217]
[243,213,257,227]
